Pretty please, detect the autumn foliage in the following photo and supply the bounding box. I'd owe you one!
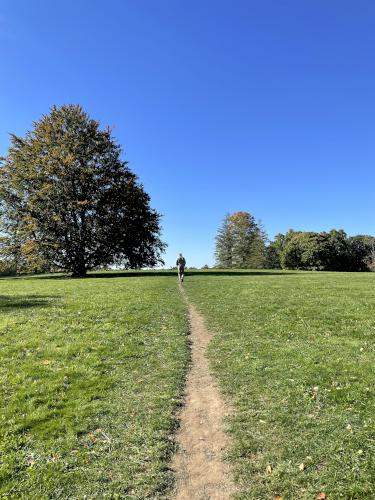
[0,105,165,276]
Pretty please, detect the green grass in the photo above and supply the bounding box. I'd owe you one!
[2,269,374,499]
[185,270,375,500]
[0,272,188,499]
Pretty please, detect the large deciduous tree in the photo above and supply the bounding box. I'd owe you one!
[0,105,165,276]
[215,211,266,268]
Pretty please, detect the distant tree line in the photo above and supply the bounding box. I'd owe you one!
[215,212,375,272]
[266,229,375,271]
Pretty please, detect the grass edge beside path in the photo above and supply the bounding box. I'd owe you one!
[0,272,189,499]
[184,270,375,500]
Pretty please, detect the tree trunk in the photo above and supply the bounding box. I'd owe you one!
[71,250,87,277]
[71,265,87,277]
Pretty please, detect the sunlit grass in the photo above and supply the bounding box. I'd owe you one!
[185,270,375,499]
[3,269,374,498]
[0,272,188,498]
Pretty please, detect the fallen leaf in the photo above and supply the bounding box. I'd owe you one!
[299,462,305,471]
[274,496,284,500]
[88,433,97,443]
[266,464,272,474]
[316,493,327,500]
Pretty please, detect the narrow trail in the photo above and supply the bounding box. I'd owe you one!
[170,286,236,500]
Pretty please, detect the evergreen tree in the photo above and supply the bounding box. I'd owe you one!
[214,212,266,268]
[214,214,234,267]
[0,105,165,276]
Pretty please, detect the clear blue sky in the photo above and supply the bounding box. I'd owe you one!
[1,1,374,267]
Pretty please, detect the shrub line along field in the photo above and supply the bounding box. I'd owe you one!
[1,269,374,499]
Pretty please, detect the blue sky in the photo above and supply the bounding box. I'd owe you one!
[1,1,374,267]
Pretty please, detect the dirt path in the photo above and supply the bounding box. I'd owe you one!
[170,287,235,500]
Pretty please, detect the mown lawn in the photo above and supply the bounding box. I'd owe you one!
[0,271,188,499]
[185,270,375,500]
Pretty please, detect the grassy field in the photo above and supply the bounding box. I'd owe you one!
[2,269,374,499]
[185,270,375,500]
[0,272,188,499]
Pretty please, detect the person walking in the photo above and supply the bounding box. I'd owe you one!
[176,253,186,282]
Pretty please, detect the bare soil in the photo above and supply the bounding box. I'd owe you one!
[170,289,235,499]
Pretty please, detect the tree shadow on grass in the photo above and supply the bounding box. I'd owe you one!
[30,269,297,280]
[0,295,57,312]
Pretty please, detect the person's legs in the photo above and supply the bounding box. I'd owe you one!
[177,264,185,282]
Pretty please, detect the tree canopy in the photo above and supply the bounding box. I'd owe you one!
[215,212,266,268]
[215,214,375,272]
[0,105,165,276]
[268,229,375,272]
